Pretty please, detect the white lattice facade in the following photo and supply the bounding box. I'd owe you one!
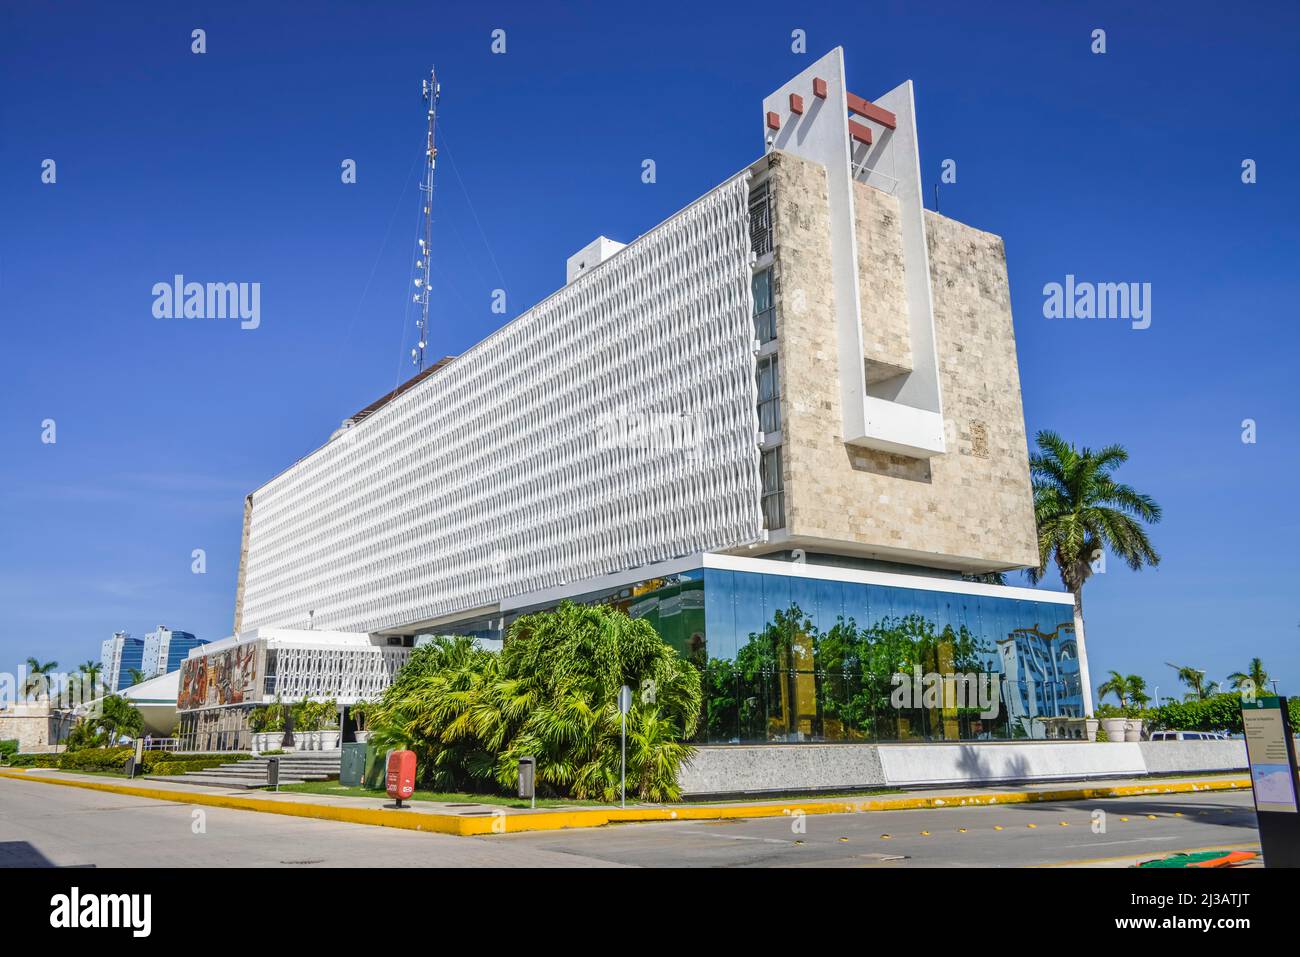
[265,643,411,703]
[236,172,763,635]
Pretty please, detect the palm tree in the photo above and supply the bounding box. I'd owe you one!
[1098,670,1130,708]
[73,660,103,699]
[1227,658,1270,696]
[69,695,144,747]
[369,602,701,801]
[1167,662,1212,702]
[125,668,146,688]
[1028,432,1162,717]
[1126,674,1151,708]
[1097,672,1150,710]
[21,658,59,700]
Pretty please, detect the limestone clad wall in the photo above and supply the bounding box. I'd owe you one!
[853,182,912,382]
[768,150,1038,571]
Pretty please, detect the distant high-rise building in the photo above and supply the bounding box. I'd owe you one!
[100,631,145,693]
[142,626,207,679]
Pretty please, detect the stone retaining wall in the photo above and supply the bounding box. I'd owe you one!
[678,739,1248,797]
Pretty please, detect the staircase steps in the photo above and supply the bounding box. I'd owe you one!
[148,751,342,790]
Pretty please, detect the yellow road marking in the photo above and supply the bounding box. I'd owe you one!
[0,769,1252,838]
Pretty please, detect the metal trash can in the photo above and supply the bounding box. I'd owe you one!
[340,742,368,788]
[266,756,280,789]
[518,756,536,801]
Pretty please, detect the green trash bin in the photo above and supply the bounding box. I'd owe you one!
[340,742,368,788]
[362,744,387,790]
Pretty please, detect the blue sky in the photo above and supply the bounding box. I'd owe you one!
[2,1,1297,700]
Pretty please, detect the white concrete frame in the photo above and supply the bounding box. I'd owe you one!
[762,48,945,457]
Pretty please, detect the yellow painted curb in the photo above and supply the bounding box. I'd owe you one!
[0,768,1251,838]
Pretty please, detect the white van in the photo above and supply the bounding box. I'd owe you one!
[1148,731,1229,742]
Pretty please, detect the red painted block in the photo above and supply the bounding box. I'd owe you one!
[789,93,804,115]
[812,77,827,99]
[848,119,873,145]
[846,91,897,129]
[766,110,781,131]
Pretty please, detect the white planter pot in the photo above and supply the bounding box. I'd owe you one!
[1101,717,1127,741]
[1124,718,1143,742]
[353,731,371,744]
[1084,718,1099,742]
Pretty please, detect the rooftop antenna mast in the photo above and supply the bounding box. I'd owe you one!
[411,66,439,372]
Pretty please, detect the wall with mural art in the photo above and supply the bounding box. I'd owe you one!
[178,640,263,710]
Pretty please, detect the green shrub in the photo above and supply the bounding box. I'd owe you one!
[58,746,132,771]
[24,749,253,775]
[368,601,701,802]
[140,752,251,774]
[0,739,19,762]
[6,753,60,768]
[1147,693,1247,733]
[147,756,249,776]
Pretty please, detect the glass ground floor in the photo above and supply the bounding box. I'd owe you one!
[439,555,1084,745]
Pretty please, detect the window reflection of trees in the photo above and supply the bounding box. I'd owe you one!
[698,602,1002,744]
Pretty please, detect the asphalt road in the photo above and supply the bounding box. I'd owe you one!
[0,776,1260,868]
[493,790,1262,867]
[0,777,617,868]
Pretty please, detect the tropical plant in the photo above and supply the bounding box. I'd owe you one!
[21,657,59,699]
[125,668,147,688]
[1167,662,1214,702]
[1126,674,1151,709]
[73,660,103,697]
[249,698,285,733]
[292,697,338,732]
[349,699,372,730]
[1027,432,1161,712]
[1097,671,1129,708]
[65,695,144,749]
[1097,671,1150,711]
[1227,658,1270,696]
[368,602,702,802]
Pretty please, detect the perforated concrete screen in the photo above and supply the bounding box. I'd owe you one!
[268,644,412,702]
[238,172,763,634]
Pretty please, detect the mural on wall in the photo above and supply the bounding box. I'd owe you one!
[178,641,262,710]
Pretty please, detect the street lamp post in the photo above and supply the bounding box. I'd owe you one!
[617,685,633,809]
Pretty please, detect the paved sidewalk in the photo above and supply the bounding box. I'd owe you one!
[0,767,1251,837]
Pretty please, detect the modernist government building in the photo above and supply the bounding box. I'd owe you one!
[178,49,1087,751]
